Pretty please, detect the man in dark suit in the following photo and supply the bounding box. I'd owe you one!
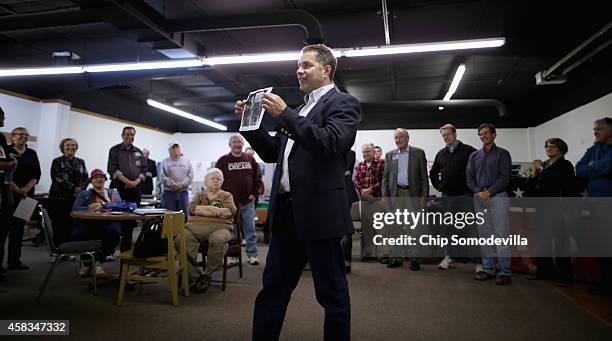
[235,44,360,341]
[381,128,429,269]
[141,148,157,195]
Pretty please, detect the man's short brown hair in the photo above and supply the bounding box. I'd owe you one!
[478,123,496,134]
[301,44,337,81]
[440,124,456,133]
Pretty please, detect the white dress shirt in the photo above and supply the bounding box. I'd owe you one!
[279,83,336,192]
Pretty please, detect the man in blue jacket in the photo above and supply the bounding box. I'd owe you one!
[576,117,612,295]
[236,44,360,341]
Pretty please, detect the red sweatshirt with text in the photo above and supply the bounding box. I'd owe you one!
[215,153,263,205]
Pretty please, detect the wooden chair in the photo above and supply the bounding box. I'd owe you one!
[199,203,243,291]
[116,212,189,306]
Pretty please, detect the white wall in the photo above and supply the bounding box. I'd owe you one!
[68,110,171,173]
[0,92,172,192]
[532,92,612,164]
[0,92,41,138]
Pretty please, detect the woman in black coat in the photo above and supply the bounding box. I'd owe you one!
[47,138,89,247]
[0,127,41,271]
[527,137,577,285]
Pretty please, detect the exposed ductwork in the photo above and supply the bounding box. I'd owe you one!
[165,9,325,45]
[363,99,508,117]
[536,21,611,85]
[0,9,100,32]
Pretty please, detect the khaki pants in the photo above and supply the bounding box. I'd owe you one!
[180,222,232,278]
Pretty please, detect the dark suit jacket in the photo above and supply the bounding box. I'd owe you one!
[344,150,359,205]
[242,88,361,241]
[141,158,157,195]
[382,146,429,198]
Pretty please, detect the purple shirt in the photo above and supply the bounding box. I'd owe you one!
[466,144,512,195]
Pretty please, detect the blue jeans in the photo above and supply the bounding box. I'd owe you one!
[162,190,189,221]
[240,202,259,257]
[474,192,511,277]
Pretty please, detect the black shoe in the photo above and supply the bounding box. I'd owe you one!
[387,259,403,268]
[7,263,28,270]
[410,260,420,271]
[0,267,6,274]
[379,257,389,264]
[495,275,512,285]
[527,271,553,280]
[475,271,495,281]
[587,286,611,296]
[191,274,211,294]
[345,265,351,274]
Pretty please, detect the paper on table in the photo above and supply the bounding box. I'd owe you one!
[239,87,273,132]
[13,197,38,221]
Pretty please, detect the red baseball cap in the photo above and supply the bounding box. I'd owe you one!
[89,168,107,181]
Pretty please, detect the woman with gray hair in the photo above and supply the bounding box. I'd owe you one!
[48,138,89,247]
[180,167,236,293]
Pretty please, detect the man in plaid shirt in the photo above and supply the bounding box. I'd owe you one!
[354,143,385,260]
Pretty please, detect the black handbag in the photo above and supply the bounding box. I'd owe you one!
[132,217,167,258]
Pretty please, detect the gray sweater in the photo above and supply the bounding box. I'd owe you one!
[160,157,193,192]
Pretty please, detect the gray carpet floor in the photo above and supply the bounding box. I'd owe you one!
[1,239,611,341]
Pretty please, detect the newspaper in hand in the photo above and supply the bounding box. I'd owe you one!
[239,87,273,131]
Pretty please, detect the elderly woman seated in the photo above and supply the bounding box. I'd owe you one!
[181,167,236,293]
[72,169,123,276]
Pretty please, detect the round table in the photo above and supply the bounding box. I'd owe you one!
[70,210,170,220]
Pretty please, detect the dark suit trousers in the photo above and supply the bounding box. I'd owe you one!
[253,194,351,341]
[117,187,141,251]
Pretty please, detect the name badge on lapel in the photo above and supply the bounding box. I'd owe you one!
[392,154,399,160]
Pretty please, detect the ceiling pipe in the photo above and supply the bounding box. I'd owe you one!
[0,9,100,32]
[165,9,325,45]
[541,21,611,80]
[381,0,391,45]
[362,99,508,117]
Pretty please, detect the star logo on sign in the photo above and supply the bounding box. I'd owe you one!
[513,187,524,198]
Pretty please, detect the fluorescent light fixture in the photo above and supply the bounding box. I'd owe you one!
[443,64,466,101]
[147,98,227,131]
[0,66,84,77]
[203,52,301,65]
[85,59,203,72]
[342,38,505,57]
[0,37,504,76]
[0,60,203,77]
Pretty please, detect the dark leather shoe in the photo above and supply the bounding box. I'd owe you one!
[0,267,6,274]
[7,263,28,270]
[475,271,495,281]
[191,274,211,294]
[379,257,389,264]
[495,275,512,285]
[527,272,552,280]
[587,286,611,296]
[387,259,403,268]
[410,260,420,271]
